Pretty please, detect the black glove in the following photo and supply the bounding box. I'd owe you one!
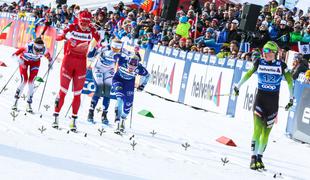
[137,85,145,91]
[233,86,239,96]
[285,98,294,111]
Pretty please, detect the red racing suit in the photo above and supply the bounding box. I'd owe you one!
[54,23,101,118]
[13,42,51,102]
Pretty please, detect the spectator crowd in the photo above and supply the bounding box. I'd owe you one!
[0,0,310,79]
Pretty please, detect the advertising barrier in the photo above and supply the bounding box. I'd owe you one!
[286,74,310,143]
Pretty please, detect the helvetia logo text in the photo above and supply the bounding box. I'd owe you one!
[190,71,222,106]
[150,63,175,94]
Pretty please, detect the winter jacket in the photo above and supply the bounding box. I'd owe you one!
[302,32,310,43]
[290,32,303,43]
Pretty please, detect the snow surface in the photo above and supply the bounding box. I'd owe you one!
[0,44,310,180]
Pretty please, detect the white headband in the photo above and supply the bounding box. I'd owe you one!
[111,41,122,49]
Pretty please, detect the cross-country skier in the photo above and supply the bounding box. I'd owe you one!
[12,37,52,113]
[112,54,150,133]
[52,10,101,131]
[233,41,294,170]
[86,39,127,125]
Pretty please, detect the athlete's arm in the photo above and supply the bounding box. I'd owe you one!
[12,47,26,56]
[237,60,259,88]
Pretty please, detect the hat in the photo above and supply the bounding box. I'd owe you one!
[212,18,218,24]
[280,20,286,25]
[261,21,269,27]
[232,19,239,25]
[180,37,187,42]
[179,16,188,23]
[206,27,214,34]
[263,41,278,53]
[153,25,161,31]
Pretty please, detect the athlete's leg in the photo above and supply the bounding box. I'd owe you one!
[16,63,29,98]
[27,61,40,103]
[258,123,272,156]
[54,57,72,114]
[252,114,264,156]
[71,68,86,117]
[102,71,113,111]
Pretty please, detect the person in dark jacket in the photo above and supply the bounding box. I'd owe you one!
[291,53,309,80]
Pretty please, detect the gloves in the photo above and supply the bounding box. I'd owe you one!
[285,97,294,111]
[13,55,25,68]
[233,85,239,96]
[137,84,145,91]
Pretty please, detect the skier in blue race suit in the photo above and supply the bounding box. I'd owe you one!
[86,39,127,125]
[112,54,150,133]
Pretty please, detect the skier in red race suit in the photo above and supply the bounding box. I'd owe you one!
[52,10,101,131]
[11,37,52,113]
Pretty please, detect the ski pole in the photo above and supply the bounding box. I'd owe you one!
[0,66,19,94]
[65,104,72,118]
[37,46,64,112]
[37,62,51,112]
[130,104,133,129]
[34,45,63,94]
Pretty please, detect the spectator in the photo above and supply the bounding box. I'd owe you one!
[289,24,303,43]
[178,37,187,51]
[302,24,310,43]
[185,38,193,51]
[291,53,309,80]
[251,21,270,48]
[195,27,215,47]
[227,19,241,42]
[176,16,191,38]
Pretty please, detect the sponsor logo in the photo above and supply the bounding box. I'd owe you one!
[149,63,175,94]
[302,107,310,124]
[71,31,92,41]
[257,65,282,75]
[243,86,257,111]
[82,80,96,94]
[190,71,222,106]
[261,84,277,90]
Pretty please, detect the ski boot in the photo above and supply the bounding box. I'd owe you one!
[101,110,109,125]
[52,113,59,129]
[250,155,257,170]
[256,154,265,169]
[26,103,33,113]
[114,109,118,123]
[119,119,125,133]
[25,97,33,113]
[12,99,18,111]
[87,109,95,124]
[69,116,77,132]
[12,89,20,111]
[114,118,121,134]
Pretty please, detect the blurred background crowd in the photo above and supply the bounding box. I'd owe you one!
[0,0,309,79]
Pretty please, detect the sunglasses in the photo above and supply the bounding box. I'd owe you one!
[263,48,275,53]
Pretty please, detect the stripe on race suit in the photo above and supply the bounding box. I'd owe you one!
[63,73,71,80]
[30,67,39,71]
[74,90,82,96]
[78,74,86,79]
[60,87,68,94]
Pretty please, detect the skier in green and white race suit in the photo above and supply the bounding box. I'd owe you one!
[233,41,294,170]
